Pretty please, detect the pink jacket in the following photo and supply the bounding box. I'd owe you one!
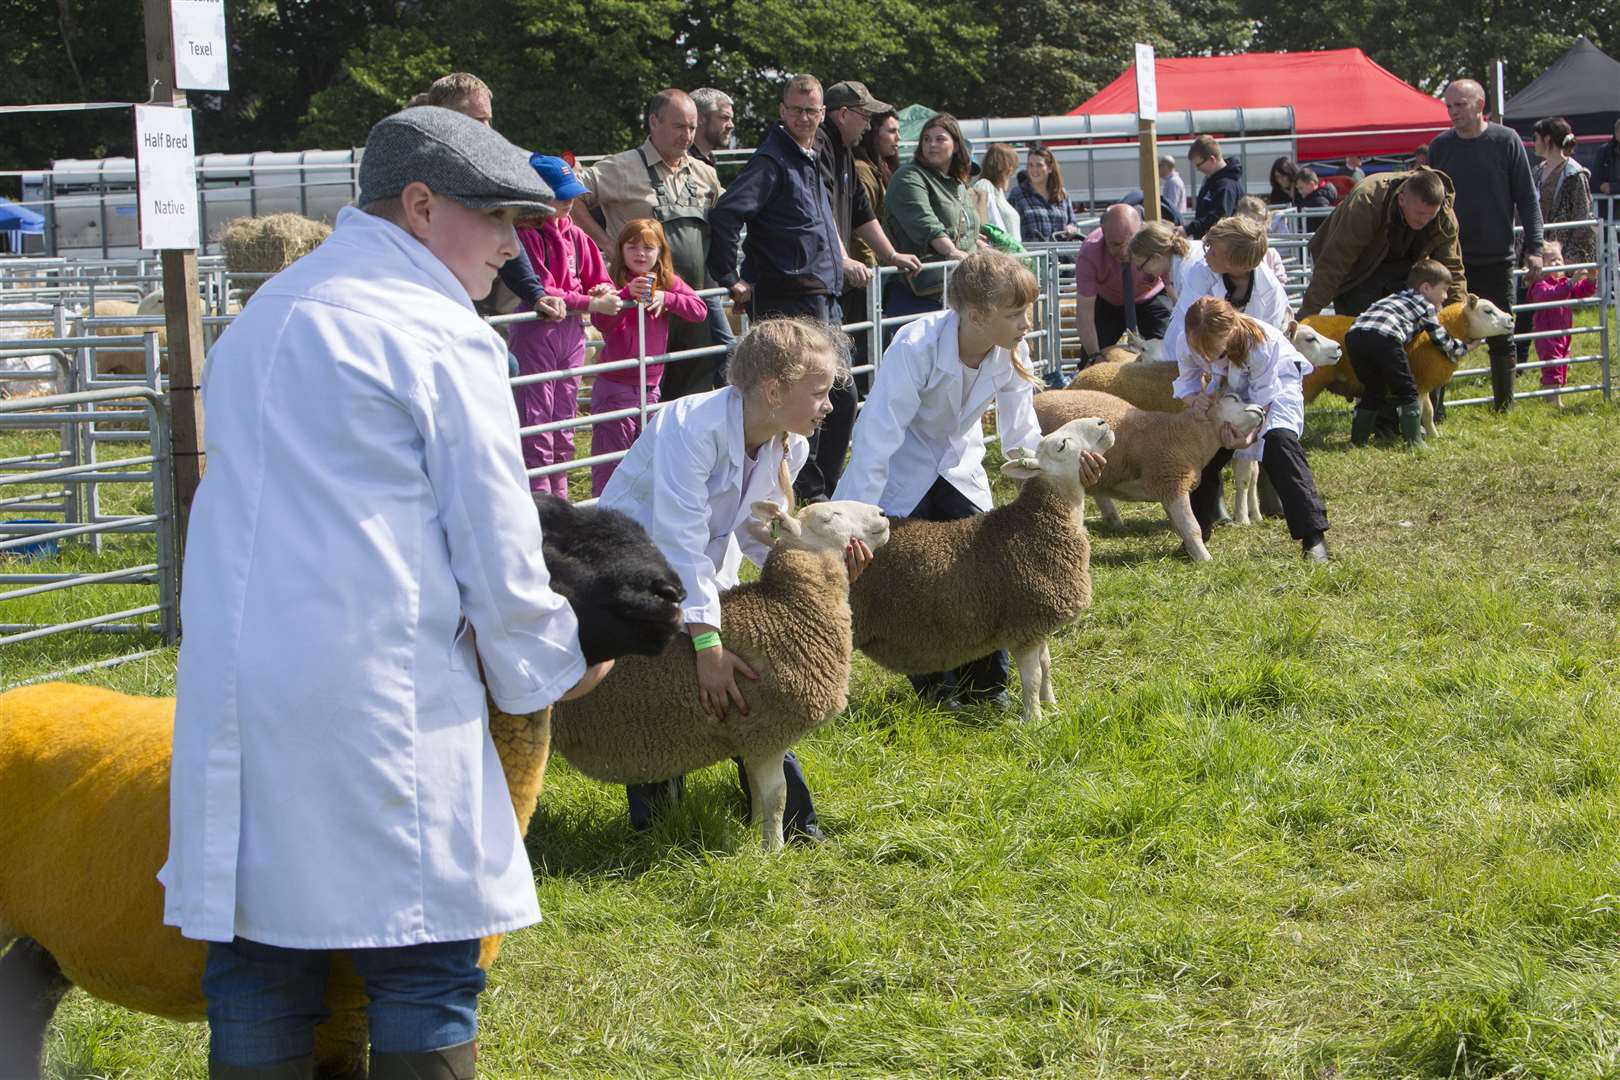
[1527,274,1596,360]
[516,218,612,313]
[591,275,708,385]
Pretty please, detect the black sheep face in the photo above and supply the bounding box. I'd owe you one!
[534,495,685,665]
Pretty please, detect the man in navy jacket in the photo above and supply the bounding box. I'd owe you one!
[707,75,844,323]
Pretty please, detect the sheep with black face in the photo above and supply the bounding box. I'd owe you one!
[0,498,684,1080]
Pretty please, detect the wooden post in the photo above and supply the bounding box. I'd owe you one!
[1139,118,1161,223]
[142,0,207,547]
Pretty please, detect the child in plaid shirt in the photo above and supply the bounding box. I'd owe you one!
[1344,259,1473,449]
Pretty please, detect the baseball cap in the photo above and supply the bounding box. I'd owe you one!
[358,106,555,218]
[824,81,892,116]
[529,154,590,201]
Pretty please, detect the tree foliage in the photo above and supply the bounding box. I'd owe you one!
[2,0,1617,184]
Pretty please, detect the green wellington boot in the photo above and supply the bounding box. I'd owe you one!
[1349,408,1380,447]
[1397,401,1427,449]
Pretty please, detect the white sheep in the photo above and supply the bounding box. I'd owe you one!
[1033,389,1263,561]
[550,499,891,851]
[848,417,1115,722]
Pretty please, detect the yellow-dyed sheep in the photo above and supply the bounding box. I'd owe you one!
[0,683,554,1079]
[1301,295,1514,438]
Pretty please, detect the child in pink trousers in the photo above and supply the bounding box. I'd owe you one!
[1527,241,1597,404]
[589,217,708,495]
[510,155,621,496]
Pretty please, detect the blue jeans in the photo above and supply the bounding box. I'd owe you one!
[203,936,485,1067]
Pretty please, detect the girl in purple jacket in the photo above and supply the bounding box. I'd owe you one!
[588,217,708,495]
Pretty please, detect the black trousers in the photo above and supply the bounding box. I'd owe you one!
[1093,292,1173,355]
[625,750,817,835]
[1190,430,1329,542]
[1345,327,1419,410]
[904,476,1009,701]
[658,315,720,401]
[1461,257,1517,411]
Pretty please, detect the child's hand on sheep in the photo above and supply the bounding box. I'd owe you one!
[561,659,616,701]
[845,537,875,583]
[1078,450,1106,487]
[691,624,758,719]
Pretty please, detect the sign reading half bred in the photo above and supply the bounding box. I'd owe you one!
[134,105,201,250]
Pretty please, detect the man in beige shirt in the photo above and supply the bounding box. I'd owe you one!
[574,89,727,397]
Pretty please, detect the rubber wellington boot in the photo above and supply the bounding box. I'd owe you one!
[369,1040,477,1080]
[1397,401,1427,449]
[1349,408,1380,447]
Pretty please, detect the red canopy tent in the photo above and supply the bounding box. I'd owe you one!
[1069,48,1448,160]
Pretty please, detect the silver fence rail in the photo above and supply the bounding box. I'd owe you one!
[4,211,1619,681]
[0,360,178,689]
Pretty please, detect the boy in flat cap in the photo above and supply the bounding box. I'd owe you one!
[161,106,613,1079]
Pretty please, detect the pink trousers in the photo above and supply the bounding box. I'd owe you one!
[589,377,659,496]
[509,315,585,497]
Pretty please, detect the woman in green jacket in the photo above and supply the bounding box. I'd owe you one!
[883,112,983,318]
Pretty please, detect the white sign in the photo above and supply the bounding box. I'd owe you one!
[1135,43,1158,119]
[172,0,229,91]
[135,106,201,250]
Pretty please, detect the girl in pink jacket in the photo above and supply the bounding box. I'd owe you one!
[589,217,708,495]
[510,155,621,496]
[1526,240,1597,403]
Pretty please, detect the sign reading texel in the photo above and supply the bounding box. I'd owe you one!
[1135,43,1157,119]
[171,0,229,91]
[135,105,201,250]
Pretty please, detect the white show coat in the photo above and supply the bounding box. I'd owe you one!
[1172,318,1310,445]
[834,309,1042,515]
[1162,258,1292,363]
[161,207,587,949]
[598,386,807,629]
[1165,240,1207,300]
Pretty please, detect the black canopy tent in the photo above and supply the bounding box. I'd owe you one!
[1504,36,1620,145]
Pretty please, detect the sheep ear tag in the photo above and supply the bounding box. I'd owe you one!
[1000,459,1043,481]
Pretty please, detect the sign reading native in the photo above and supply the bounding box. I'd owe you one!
[135,105,201,250]
[171,0,229,91]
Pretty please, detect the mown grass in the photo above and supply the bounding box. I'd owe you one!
[8,355,1620,1078]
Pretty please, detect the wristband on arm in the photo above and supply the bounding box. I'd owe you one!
[692,631,722,652]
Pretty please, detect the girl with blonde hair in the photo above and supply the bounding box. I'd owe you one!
[1176,297,1331,561]
[599,317,872,839]
[837,250,1103,706]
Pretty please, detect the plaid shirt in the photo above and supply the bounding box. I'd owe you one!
[1007,177,1076,242]
[1349,289,1470,358]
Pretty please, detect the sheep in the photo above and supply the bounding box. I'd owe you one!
[1301,294,1515,438]
[549,499,892,852]
[848,417,1115,723]
[24,297,166,378]
[1068,323,1344,413]
[0,499,685,1080]
[1033,389,1262,561]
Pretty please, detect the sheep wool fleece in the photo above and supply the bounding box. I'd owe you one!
[0,681,560,1078]
[851,476,1091,674]
[161,206,587,950]
[551,547,853,783]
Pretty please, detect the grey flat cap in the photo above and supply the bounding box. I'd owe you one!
[358,106,554,217]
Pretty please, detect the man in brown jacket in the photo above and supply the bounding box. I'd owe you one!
[1298,168,1467,319]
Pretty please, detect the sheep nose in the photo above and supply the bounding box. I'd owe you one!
[654,581,685,604]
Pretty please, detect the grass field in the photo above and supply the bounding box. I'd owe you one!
[6,360,1620,1078]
